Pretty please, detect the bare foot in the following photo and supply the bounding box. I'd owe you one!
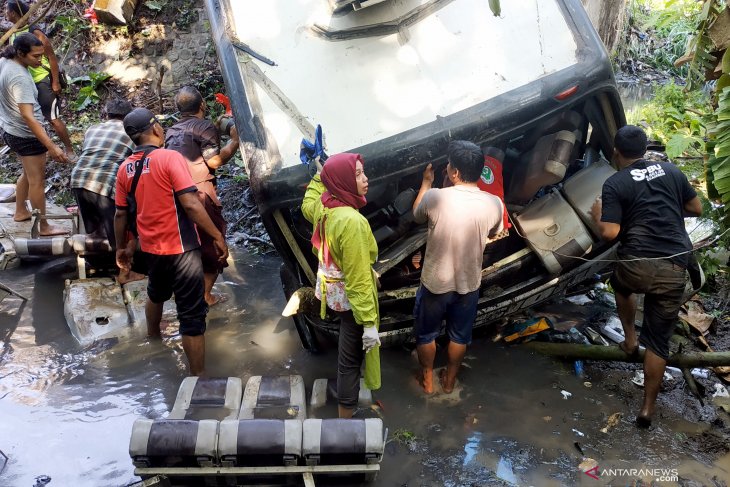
[205,292,228,306]
[117,270,145,285]
[39,225,69,236]
[418,369,434,394]
[13,211,32,222]
[439,368,456,394]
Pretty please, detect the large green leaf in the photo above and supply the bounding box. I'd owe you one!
[667,133,702,158]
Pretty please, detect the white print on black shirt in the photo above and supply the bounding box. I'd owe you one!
[630,164,665,182]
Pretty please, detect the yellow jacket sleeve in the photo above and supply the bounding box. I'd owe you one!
[332,212,378,328]
[302,175,325,224]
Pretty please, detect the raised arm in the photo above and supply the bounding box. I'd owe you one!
[302,174,326,224]
[32,28,61,93]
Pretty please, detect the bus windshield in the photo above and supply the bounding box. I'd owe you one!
[227,0,579,171]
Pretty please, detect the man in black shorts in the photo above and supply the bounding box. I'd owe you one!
[114,108,228,376]
[165,86,239,306]
[591,125,702,428]
[6,0,74,155]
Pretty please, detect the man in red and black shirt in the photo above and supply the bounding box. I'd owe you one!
[114,108,229,376]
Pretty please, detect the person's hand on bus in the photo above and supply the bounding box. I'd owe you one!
[421,163,434,187]
[590,196,602,223]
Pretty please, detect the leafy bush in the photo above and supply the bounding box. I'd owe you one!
[626,81,709,159]
[69,71,112,111]
[617,0,704,76]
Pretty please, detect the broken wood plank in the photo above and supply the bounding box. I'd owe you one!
[525,342,730,368]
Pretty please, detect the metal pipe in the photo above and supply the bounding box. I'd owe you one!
[14,237,71,256]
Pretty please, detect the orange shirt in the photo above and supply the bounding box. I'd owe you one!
[115,147,200,255]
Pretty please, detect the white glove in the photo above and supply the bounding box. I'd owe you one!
[362,325,381,352]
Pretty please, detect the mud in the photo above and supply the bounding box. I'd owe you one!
[1,251,730,486]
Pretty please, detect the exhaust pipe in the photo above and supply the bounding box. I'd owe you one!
[14,235,112,257]
[70,234,112,253]
[14,237,72,256]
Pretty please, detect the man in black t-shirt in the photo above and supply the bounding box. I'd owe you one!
[591,125,702,429]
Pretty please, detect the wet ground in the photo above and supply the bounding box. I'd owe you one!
[1,251,730,486]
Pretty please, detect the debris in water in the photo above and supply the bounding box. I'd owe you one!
[573,442,585,456]
[584,326,609,346]
[574,360,585,378]
[600,412,622,433]
[583,381,592,388]
[495,455,518,484]
[33,475,51,487]
[632,370,674,387]
[543,416,552,421]
[713,383,729,398]
[578,457,598,474]
[561,390,572,399]
[565,294,593,306]
[463,432,482,465]
[572,428,585,437]
[601,316,625,344]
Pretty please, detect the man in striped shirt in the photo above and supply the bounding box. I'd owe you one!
[71,99,140,280]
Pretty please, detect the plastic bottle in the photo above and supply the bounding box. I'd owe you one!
[574,360,585,378]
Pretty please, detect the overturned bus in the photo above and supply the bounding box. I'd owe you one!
[205,0,629,350]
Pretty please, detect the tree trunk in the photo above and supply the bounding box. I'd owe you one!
[581,0,627,55]
[525,342,730,368]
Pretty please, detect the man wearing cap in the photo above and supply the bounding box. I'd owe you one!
[591,125,702,428]
[114,107,229,376]
[165,86,240,306]
[71,98,142,281]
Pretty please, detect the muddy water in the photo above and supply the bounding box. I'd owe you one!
[1,251,729,486]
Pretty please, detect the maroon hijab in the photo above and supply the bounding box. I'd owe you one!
[320,153,367,209]
[311,153,366,266]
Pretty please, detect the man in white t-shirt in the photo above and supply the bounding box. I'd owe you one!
[412,140,503,394]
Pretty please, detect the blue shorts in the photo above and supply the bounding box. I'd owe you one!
[413,285,479,345]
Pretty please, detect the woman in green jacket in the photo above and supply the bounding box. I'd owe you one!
[302,152,381,418]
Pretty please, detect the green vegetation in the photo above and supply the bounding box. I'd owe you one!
[144,0,199,30]
[50,13,91,52]
[69,71,112,111]
[623,1,730,280]
[626,82,708,161]
[618,0,705,77]
[391,428,418,446]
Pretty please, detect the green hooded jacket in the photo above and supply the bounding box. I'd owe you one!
[302,175,381,390]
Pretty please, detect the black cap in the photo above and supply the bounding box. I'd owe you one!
[123,108,158,138]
